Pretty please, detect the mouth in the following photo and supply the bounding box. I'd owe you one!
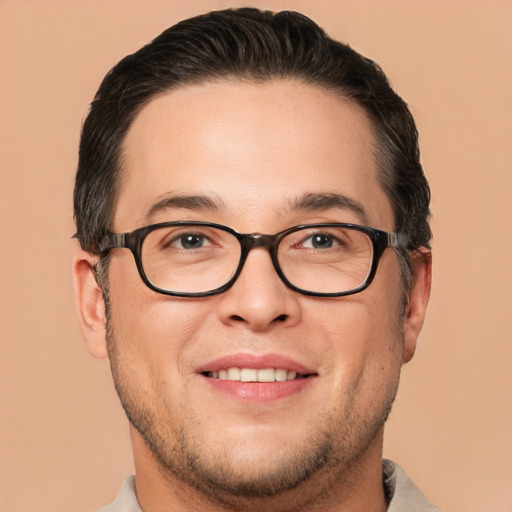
[197,354,318,403]
[202,367,311,382]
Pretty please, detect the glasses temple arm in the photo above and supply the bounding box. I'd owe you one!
[99,233,126,253]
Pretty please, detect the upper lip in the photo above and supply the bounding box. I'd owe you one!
[196,353,317,375]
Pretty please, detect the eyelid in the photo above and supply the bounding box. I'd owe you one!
[292,226,350,243]
[156,225,232,250]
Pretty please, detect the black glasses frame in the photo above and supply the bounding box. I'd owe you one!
[99,221,399,298]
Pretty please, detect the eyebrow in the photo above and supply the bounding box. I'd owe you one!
[145,193,225,219]
[289,192,368,223]
[144,191,368,224]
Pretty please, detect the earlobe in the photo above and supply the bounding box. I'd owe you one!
[402,248,432,364]
[72,249,109,359]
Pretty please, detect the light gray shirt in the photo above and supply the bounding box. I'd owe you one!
[97,459,440,511]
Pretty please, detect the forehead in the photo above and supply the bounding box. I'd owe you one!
[116,80,394,231]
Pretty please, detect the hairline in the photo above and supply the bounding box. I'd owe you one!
[115,75,392,226]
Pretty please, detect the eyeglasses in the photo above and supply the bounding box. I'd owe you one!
[98,222,399,298]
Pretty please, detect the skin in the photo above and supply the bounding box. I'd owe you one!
[73,80,431,511]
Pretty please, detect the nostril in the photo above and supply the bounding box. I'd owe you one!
[229,314,288,324]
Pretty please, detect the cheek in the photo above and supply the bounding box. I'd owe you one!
[320,300,403,406]
[113,302,210,360]
[308,290,404,381]
[107,257,214,374]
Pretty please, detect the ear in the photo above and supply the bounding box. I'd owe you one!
[72,249,109,359]
[402,248,432,363]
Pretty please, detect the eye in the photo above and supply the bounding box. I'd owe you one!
[168,232,212,250]
[301,233,339,249]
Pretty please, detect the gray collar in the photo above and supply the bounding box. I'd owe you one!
[383,459,440,512]
[97,459,440,511]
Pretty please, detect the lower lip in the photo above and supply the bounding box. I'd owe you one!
[201,375,315,403]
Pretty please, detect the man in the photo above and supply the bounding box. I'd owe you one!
[72,8,436,512]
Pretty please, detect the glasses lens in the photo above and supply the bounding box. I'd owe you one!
[141,225,241,294]
[277,226,373,294]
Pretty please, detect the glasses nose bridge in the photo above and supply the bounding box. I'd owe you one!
[238,232,280,275]
[241,232,277,253]
[233,232,283,291]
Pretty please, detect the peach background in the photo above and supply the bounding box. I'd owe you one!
[0,1,510,511]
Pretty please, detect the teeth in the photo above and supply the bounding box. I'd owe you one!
[208,367,303,382]
[227,367,241,380]
[275,368,287,382]
[240,368,258,382]
[256,368,275,382]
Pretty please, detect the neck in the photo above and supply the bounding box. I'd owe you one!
[130,427,388,512]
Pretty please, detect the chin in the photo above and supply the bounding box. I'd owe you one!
[156,422,335,499]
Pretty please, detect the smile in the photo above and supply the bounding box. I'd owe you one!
[204,368,307,382]
[198,355,318,402]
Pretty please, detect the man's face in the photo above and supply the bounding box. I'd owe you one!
[98,80,420,499]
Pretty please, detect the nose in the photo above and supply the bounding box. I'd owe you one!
[216,247,302,331]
